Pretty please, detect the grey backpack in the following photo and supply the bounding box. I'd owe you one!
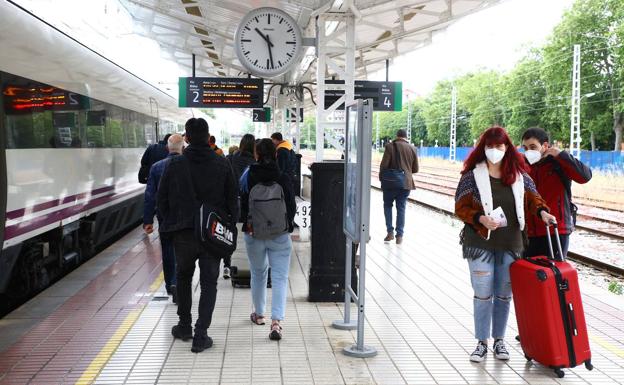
[248,182,288,240]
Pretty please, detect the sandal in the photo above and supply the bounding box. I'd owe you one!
[250,312,265,325]
[269,321,282,341]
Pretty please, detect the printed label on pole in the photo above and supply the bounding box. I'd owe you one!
[294,201,311,229]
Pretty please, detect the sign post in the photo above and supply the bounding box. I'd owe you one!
[178,77,264,108]
[252,107,271,122]
[324,80,402,111]
[331,99,376,358]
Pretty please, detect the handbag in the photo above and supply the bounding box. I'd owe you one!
[182,157,238,258]
[380,141,406,190]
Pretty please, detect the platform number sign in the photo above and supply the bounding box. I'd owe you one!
[178,77,264,108]
[252,107,271,122]
[324,80,402,111]
[294,201,311,229]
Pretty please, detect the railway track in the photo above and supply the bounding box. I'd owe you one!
[301,154,624,277]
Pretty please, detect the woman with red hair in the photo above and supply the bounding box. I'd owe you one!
[454,126,555,363]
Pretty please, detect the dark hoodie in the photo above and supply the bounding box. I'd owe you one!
[229,150,255,182]
[240,161,296,234]
[157,143,238,234]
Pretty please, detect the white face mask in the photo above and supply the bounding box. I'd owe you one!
[525,150,542,165]
[485,148,505,164]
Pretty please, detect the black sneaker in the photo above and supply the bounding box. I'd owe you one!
[171,324,192,341]
[470,341,487,363]
[170,285,177,305]
[493,339,510,360]
[191,333,213,353]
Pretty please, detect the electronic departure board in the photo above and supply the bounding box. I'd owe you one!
[178,77,264,108]
[324,80,402,111]
[3,84,90,114]
[252,107,271,122]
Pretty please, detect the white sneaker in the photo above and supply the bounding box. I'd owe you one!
[223,267,231,279]
[470,342,487,362]
[493,339,510,360]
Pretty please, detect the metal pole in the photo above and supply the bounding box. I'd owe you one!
[385,59,389,82]
[315,16,326,162]
[570,44,581,158]
[450,85,457,162]
[375,112,379,149]
[332,242,356,330]
[192,54,196,78]
[407,94,412,143]
[295,106,301,153]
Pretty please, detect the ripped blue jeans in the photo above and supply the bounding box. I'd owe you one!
[466,250,515,341]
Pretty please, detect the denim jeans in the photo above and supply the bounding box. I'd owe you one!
[244,232,292,321]
[159,233,176,289]
[467,250,515,341]
[383,188,410,236]
[173,230,221,334]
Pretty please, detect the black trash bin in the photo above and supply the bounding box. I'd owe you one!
[308,161,357,302]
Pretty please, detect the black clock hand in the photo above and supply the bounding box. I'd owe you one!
[266,35,275,69]
[254,28,274,47]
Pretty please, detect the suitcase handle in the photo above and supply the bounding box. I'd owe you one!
[568,303,578,336]
[545,222,565,262]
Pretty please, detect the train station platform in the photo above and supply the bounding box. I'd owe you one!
[1,190,623,385]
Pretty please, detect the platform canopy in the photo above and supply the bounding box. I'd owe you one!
[122,0,502,86]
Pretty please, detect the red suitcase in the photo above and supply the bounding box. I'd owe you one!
[510,223,592,378]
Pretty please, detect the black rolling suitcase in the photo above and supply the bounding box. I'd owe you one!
[230,266,271,288]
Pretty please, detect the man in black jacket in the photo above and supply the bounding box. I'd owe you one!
[138,134,171,183]
[157,118,238,353]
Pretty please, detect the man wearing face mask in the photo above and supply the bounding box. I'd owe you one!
[521,127,592,260]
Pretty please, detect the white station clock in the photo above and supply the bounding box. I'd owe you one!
[235,7,303,78]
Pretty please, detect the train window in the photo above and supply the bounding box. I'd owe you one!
[86,110,106,148]
[2,71,172,149]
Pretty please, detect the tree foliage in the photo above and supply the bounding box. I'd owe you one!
[315,0,624,152]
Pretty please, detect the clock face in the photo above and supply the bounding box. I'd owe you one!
[235,8,302,78]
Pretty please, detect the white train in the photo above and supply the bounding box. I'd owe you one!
[0,1,185,310]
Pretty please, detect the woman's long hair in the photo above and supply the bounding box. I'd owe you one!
[255,138,276,163]
[239,134,255,155]
[461,126,528,186]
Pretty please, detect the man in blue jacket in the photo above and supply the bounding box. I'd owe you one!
[143,134,184,303]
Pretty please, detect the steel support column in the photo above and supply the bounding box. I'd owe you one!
[315,12,356,161]
[570,44,581,158]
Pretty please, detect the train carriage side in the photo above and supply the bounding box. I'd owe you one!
[0,0,183,315]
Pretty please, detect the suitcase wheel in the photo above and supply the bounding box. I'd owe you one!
[585,360,593,371]
[554,368,565,378]
[230,266,238,287]
[524,353,532,362]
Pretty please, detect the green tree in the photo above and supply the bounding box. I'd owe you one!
[457,70,508,140]
[541,0,623,150]
[502,53,548,142]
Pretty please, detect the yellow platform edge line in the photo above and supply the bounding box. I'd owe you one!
[589,334,624,359]
[74,272,164,385]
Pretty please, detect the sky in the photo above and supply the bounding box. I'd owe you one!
[370,0,575,96]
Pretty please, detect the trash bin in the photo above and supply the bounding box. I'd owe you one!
[308,161,357,302]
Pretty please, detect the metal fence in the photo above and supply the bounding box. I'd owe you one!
[416,146,624,174]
